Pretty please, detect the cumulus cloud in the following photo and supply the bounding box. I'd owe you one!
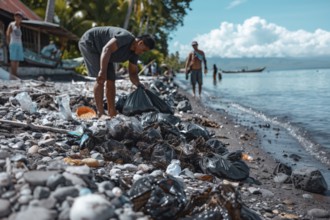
[173,16,330,58]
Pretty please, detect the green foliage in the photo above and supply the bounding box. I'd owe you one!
[20,0,193,62]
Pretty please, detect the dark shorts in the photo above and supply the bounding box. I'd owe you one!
[78,39,115,80]
[190,69,203,85]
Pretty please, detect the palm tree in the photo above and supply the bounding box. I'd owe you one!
[45,0,55,22]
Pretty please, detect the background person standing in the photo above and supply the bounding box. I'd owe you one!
[6,11,24,77]
[185,41,207,98]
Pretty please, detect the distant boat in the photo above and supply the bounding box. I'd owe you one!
[221,66,266,73]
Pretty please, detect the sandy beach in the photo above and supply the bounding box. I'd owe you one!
[177,84,330,219]
[0,76,329,219]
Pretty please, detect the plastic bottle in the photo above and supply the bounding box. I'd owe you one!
[15,92,37,113]
[242,153,254,162]
[56,94,72,120]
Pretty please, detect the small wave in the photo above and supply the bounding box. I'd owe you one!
[229,102,330,166]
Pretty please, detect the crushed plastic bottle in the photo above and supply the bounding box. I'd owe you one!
[166,159,181,176]
[15,92,37,113]
[56,94,72,120]
[242,153,254,162]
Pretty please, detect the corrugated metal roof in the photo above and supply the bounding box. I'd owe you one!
[22,20,79,41]
[0,0,42,20]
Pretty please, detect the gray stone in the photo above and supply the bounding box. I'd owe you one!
[70,194,115,220]
[65,165,91,175]
[24,170,59,186]
[46,173,66,190]
[307,208,330,218]
[0,150,10,159]
[0,199,11,217]
[27,145,39,154]
[273,173,290,183]
[14,207,57,220]
[0,172,11,187]
[51,186,79,202]
[38,138,56,147]
[33,186,51,199]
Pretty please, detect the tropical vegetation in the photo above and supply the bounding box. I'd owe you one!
[21,0,193,72]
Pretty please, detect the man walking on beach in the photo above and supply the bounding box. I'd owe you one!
[78,26,155,117]
[185,41,207,98]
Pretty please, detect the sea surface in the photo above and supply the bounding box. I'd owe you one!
[174,68,330,184]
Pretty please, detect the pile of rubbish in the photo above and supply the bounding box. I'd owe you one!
[0,77,264,219]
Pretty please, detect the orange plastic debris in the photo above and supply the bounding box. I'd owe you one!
[76,106,97,119]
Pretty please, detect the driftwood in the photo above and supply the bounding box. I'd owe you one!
[0,119,70,134]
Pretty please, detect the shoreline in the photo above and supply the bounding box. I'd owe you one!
[175,82,330,216]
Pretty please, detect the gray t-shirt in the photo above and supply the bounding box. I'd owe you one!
[81,26,138,64]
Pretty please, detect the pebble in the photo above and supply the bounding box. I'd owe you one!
[307,208,330,218]
[70,194,115,220]
[0,199,11,217]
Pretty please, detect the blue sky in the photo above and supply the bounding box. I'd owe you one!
[168,0,330,58]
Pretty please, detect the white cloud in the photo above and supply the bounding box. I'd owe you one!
[174,16,330,59]
[226,0,247,9]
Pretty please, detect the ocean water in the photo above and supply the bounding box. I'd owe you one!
[174,68,330,183]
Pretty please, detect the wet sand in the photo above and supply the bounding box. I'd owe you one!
[176,85,330,217]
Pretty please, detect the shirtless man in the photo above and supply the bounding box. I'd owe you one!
[185,41,207,98]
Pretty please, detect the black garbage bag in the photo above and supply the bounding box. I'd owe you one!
[140,112,180,128]
[145,89,174,114]
[179,121,210,142]
[199,152,250,181]
[151,143,177,169]
[115,94,127,113]
[122,87,156,116]
[128,175,187,220]
[206,138,228,155]
[240,205,263,220]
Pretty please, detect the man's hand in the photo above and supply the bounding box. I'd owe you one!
[204,68,208,74]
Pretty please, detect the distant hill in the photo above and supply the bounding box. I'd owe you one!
[207,57,330,71]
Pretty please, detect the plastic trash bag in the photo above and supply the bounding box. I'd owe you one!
[128,175,187,220]
[122,87,156,116]
[107,115,143,141]
[145,89,173,114]
[140,112,181,128]
[206,138,228,155]
[15,92,37,113]
[199,152,250,181]
[151,143,177,169]
[179,122,210,142]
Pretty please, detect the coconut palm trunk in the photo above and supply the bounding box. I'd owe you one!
[45,0,55,23]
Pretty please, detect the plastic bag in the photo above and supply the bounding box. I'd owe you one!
[122,87,156,116]
[15,92,37,113]
[145,89,174,114]
[56,94,72,120]
[199,152,250,181]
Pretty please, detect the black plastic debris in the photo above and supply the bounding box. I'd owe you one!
[145,89,174,114]
[206,138,228,155]
[179,122,210,142]
[199,152,250,181]
[122,87,156,116]
[151,143,177,169]
[129,175,187,220]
